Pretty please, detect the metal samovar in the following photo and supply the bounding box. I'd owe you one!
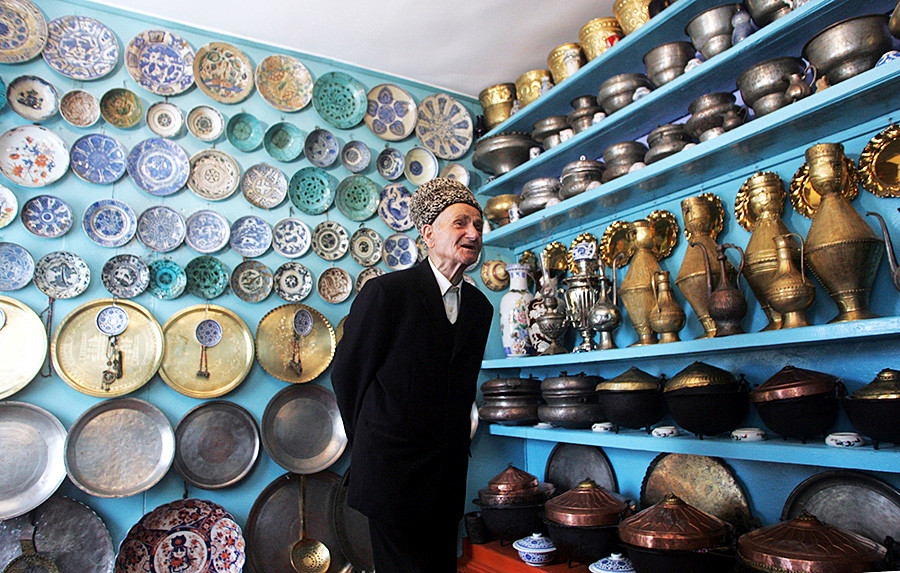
[563,237,602,352]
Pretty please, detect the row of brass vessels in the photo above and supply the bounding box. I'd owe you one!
[527,141,896,353]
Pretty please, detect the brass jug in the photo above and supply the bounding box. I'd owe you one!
[676,193,736,338]
[803,143,883,323]
[649,270,685,343]
[765,234,815,328]
[866,209,900,292]
[736,171,801,330]
[695,242,747,336]
[589,258,624,350]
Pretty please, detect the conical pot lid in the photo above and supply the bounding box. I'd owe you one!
[486,464,539,493]
[597,367,662,392]
[664,361,738,393]
[738,512,887,573]
[481,375,542,397]
[750,365,838,403]
[544,479,630,527]
[850,368,900,400]
[618,493,730,550]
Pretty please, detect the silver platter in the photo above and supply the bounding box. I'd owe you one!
[333,469,374,573]
[544,443,618,494]
[0,402,66,519]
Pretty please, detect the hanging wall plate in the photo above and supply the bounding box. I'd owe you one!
[125,29,195,96]
[70,133,127,185]
[193,41,254,104]
[0,296,46,399]
[0,125,68,187]
[255,303,335,384]
[33,251,90,300]
[242,163,287,209]
[59,89,100,127]
[255,54,313,112]
[364,83,417,141]
[43,15,118,80]
[0,0,48,64]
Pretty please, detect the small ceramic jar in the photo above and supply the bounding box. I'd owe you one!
[731,427,767,441]
[593,422,616,432]
[651,425,679,438]
[589,553,637,573]
[825,432,865,448]
[513,533,556,566]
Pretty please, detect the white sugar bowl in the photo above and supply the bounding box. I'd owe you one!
[651,425,679,438]
[589,553,637,573]
[825,432,865,448]
[731,427,767,442]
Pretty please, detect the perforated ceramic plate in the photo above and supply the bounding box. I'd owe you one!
[289,167,337,215]
[312,71,367,129]
[184,255,229,299]
[335,175,379,221]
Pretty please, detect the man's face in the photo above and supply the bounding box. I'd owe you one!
[423,203,484,269]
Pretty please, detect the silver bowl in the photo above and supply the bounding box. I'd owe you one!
[568,95,601,134]
[602,141,648,182]
[737,56,811,117]
[597,73,654,115]
[643,41,697,87]
[803,14,892,86]
[560,157,604,199]
[744,0,792,28]
[532,115,570,149]
[685,92,747,141]
[645,124,690,164]
[685,4,740,60]
[520,177,561,216]
[472,132,539,176]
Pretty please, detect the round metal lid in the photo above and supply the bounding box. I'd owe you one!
[750,365,838,403]
[480,375,542,397]
[597,366,662,392]
[619,494,731,551]
[0,295,46,399]
[544,479,630,527]
[850,368,900,400]
[664,361,739,393]
[486,464,539,493]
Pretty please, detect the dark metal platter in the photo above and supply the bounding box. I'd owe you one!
[333,469,374,573]
[544,443,618,494]
[245,471,350,573]
[782,469,900,546]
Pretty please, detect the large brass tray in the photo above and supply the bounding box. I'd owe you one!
[50,298,164,397]
[0,295,46,399]
[256,303,335,383]
[159,304,254,398]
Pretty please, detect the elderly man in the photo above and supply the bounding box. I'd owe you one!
[331,178,493,572]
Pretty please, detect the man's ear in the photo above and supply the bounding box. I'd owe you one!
[421,224,434,248]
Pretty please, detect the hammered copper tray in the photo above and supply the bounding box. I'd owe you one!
[245,471,350,573]
[0,495,114,572]
[544,443,618,494]
[0,296,46,399]
[173,400,259,490]
[64,398,174,498]
[261,383,347,474]
[333,469,374,573]
[0,402,66,520]
[256,303,335,383]
[160,304,255,398]
[782,470,900,546]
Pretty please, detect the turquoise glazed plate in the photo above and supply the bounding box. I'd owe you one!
[185,256,229,299]
[335,175,379,222]
[264,122,304,163]
[226,112,263,152]
[148,259,186,300]
[312,71,367,130]
[289,167,337,215]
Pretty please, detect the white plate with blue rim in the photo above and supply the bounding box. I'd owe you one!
[404,146,439,187]
[126,138,190,197]
[82,199,137,248]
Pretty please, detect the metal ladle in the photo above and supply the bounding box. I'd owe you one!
[290,474,331,573]
[3,517,58,573]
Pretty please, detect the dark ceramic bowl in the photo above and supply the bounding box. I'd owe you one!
[665,385,749,438]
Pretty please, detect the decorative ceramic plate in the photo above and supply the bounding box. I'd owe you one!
[127,137,190,196]
[312,71,367,129]
[173,400,259,488]
[341,140,371,173]
[193,41,254,104]
[271,262,311,302]
[59,89,100,127]
[416,234,428,262]
[146,101,183,138]
[0,242,33,291]
[303,127,338,168]
[148,259,186,300]
[43,15,118,80]
[96,305,128,336]
[349,227,383,267]
[188,148,241,201]
[404,145,439,186]
[272,217,311,258]
[336,174,379,221]
[20,194,72,238]
[312,220,349,261]
[318,267,353,304]
[378,182,414,231]
[382,233,418,271]
[255,303,335,384]
[0,185,17,229]
[6,74,58,121]
[0,296,46,400]
[242,163,287,209]
[99,87,142,128]
[355,266,384,292]
[65,397,174,496]
[0,402,64,520]
[229,215,272,258]
[101,254,149,299]
[70,133,127,184]
[255,54,313,112]
[82,198,137,248]
[185,255,229,299]
[440,162,470,185]
[416,93,474,160]
[0,0,47,64]
[125,29,195,96]
[365,83,417,141]
[231,260,273,303]
[226,111,263,152]
[544,443,618,495]
[136,205,185,253]
[376,146,405,180]
[33,251,90,299]
[185,209,230,254]
[264,121,304,163]
[288,166,337,215]
[0,125,68,187]
[186,104,225,142]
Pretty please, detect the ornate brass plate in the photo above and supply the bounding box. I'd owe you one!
[160,304,254,398]
[600,220,634,267]
[683,192,724,242]
[860,124,900,198]
[0,295,46,399]
[480,260,509,292]
[256,303,335,383]
[789,156,860,219]
[734,171,787,231]
[648,209,679,259]
[541,241,569,275]
[50,298,164,397]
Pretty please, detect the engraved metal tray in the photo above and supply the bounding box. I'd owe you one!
[255,303,335,383]
[0,295,46,399]
[544,443,618,494]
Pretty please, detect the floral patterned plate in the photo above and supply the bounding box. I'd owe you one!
[42,15,118,80]
[303,128,338,168]
[0,185,17,229]
[193,41,254,104]
[288,167,337,215]
[59,89,100,128]
[312,71,367,129]
[0,125,68,187]
[82,199,137,248]
[185,256,229,299]
[0,242,34,291]
[226,112,263,152]
[231,260,273,303]
[70,133,127,185]
[188,149,241,201]
[311,220,349,261]
[0,0,47,64]
[378,183,414,231]
[241,163,287,209]
[318,267,352,304]
[6,74,59,121]
[146,101,183,138]
[100,87,143,129]
[185,210,230,254]
[349,227,383,267]
[255,54,313,112]
[20,194,72,238]
[127,138,190,197]
[125,29,195,96]
[33,251,90,299]
[186,105,225,142]
[136,205,185,253]
[416,93,474,160]
[335,174,379,221]
[229,215,272,258]
[365,83,418,141]
[272,262,312,302]
[148,259,186,300]
[382,233,418,271]
[271,217,311,258]
[101,254,150,299]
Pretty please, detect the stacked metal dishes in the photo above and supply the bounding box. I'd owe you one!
[663,361,749,437]
[597,367,664,432]
[803,14,892,86]
[749,365,841,441]
[478,375,541,426]
[568,95,601,134]
[472,132,538,176]
[538,372,605,429]
[519,177,561,216]
[597,73,654,115]
[645,124,691,164]
[532,115,569,150]
[602,141,648,182]
[560,156,604,200]
[843,368,900,448]
[474,465,555,541]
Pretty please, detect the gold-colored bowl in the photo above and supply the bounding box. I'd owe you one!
[579,17,624,60]
[614,0,660,35]
[479,83,517,130]
[548,43,586,84]
[515,69,553,108]
[484,193,521,226]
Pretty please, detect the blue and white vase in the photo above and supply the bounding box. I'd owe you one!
[500,263,534,357]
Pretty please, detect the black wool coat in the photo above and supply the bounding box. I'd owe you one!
[331,260,493,526]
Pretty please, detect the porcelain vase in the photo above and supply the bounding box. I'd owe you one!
[501,263,534,357]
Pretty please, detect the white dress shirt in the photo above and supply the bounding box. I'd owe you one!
[428,258,461,324]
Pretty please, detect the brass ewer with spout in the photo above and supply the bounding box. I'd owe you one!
[866,209,900,292]
[765,233,816,328]
[801,142,882,323]
[676,193,736,338]
[649,270,685,343]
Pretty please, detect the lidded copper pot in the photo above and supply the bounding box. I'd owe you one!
[475,465,555,541]
[664,361,749,437]
[596,367,664,432]
[478,375,542,426]
[844,368,900,448]
[749,365,841,441]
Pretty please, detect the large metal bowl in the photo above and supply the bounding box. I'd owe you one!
[737,56,810,117]
[597,73,654,115]
[803,14,892,85]
[643,41,696,87]
[472,132,538,176]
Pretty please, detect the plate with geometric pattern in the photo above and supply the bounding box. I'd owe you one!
[241,163,287,209]
[20,194,72,238]
[43,15,118,80]
[415,93,473,160]
[0,0,48,64]
[70,133,127,185]
[288,167,337,215]
[188,149,241,201]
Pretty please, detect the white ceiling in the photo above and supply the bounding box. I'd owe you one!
[94,0,616,98]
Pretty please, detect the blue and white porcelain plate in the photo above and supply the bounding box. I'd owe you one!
[312,71,368,130]
[0,242,34,291]
[6,74,58,121]
[125,29,195,96]
[230,259,272,303]
[185,210,230,254]
[365,84,417,141]
[148,259,186,300]
[229,215,272,258]
[303,128,338,168]
[376,146,404,181]
[349,227,383,267]
[43,15,118,80]
[33,251,90,299]
[355,266,384,292]
[273,261,312,302]
[241,163,287,209]
[440,162,470,186]
[20,194,72,238]
[195,318,223,347]
[188,148,240,201]
[82,198,137,248]
[0,185,17,229]
[70,133,127,185]
[146,101,184,138]
[311,220,349,261]
[415,93,473,160]
[0,125,68,188]
[404,146,439,186]
[340,140,370,173]
[382,233,417,271]
[293,308,313,335]
[127,137,190,197]
[101,254,149,299]
[0,0,48,64]
[96,305,128,336]
[378,183,414,231]
[136,205,185,253]
[272,217,311,258]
